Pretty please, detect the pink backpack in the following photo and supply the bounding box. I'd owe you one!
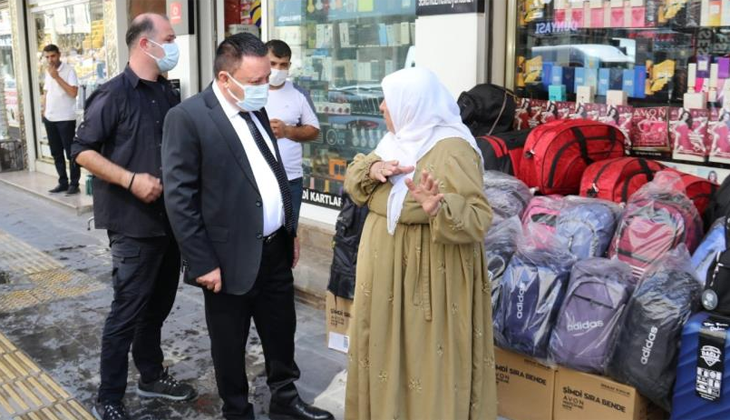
[521,195,566,246]
[608,172,703,280]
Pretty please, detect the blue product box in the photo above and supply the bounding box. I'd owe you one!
[598,68,610,96]
[574,67,586,93]
[634,65,646,99]
[549,85,567,102]
[562,67,576,93]
[542,62,554,90]
[622,69,635,97]
[609,68,623,90]
[551,66,564,86]
[585,68,599,91]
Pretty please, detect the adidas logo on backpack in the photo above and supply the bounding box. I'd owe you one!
[567,320,604,332]
[640,326,659,365]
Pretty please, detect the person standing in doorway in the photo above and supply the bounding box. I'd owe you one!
[42,44,80,195]
[264,39,320,236]
[71,13,196,420]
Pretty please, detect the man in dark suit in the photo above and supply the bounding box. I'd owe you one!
[161,33,334,420]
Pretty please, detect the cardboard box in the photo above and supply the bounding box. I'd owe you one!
[495,347,557,420]
[325,292,353,353]
[554,368,663,420]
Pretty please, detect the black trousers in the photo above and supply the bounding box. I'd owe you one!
[43,118,80,187]
[98,231,180,403]
[204,230,300,420]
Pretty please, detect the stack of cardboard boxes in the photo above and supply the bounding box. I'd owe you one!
[495,347,665,420]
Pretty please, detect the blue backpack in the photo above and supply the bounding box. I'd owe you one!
[500,246,576,358]
[548,258,634,374]
[485,217,522,347]
[556,199,620,260]
[692,217,727,283]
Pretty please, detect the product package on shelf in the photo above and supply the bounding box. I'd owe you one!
[607,246,702,411]
[709,106,730,164]
[548,258,635,374]
[541,101,560,124]
[556,101,576,119]
[496,223,577,359]
[608,171,704,280]
[671,107,711,163]
[631,106,671,158]
[528,98,547,128]
[515,97,531,130]
[483,170,533,225]
[584,103,606,121]
[602,104,634,146]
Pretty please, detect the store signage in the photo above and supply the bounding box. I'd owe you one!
[303,188,342,209]
[416,0,486,16]
[534,21,579,35]
[166,0,194,35]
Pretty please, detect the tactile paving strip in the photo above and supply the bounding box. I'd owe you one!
[0,231,104,313]
[0,334,94,419]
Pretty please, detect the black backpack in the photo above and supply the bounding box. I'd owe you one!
[327,194,369,299]
[701,216,730,316]
[607,248,701,411]
[458,84,516,137]
[703,174,730,229]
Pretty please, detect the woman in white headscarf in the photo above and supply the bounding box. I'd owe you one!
[343,67,496,420]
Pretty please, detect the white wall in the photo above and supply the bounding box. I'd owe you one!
[415,12,488,98]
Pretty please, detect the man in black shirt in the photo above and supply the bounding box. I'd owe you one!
[71,13,196,420]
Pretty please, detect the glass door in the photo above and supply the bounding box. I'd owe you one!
[28,0,106,161]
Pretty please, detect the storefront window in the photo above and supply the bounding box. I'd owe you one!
[225,0,262,38]
[270,0,416,209]
[0,7,17,141]
[32,0,106,160]
[512,0,730,178]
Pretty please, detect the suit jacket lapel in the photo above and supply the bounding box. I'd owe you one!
[205,89,260,193]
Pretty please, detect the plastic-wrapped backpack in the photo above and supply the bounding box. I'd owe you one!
[607,246,702,412]
[555,197,621,260]
[608,171,704,280]
[498,224,577,358]
[521,195,566,248]
[692,217,727,284]
[483,171,532,227]
[548,258,635,373]
[484,216,522,346]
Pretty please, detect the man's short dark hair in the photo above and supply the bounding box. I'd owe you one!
[126,14,168,48]
[43,44,60,54]
[214,33,268,75]
[265,40,291,60]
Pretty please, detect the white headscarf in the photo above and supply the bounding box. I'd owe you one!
[374,67,482,235]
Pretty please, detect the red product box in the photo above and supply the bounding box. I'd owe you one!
[572,7,585,27]
[611,8,625,26]
[584,103,607,121]
[602,104,635,149]
[591,8,605,28]
[631,107,671,156]
[515,98,531,130]
[671,107,710,162]
[541,101,560,124]
[556,101,576,120]
[631,6,646,27]
[709,107,730,164]
[529,99,548,128]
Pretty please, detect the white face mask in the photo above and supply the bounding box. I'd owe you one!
[269,68,288,87]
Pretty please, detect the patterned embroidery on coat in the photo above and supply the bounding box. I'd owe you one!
[358,357,370,370]
[378,371,388,383]
[436,344,444,357]
[451,303,458,314]
[408,378,422,393]
[474,328,483,338]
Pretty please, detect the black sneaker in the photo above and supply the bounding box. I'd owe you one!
[65,185,80,195]
[48,184,68,193]
[92,401,129,420]
[136,368,197,401]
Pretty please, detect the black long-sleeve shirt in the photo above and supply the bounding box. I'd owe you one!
[71,66,180,238]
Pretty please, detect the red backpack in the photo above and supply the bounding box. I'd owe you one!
[607,173,703,280]
[517,119,626,195]
[476,130,530,175]
[665,169,718,216]
[579,157,666,204]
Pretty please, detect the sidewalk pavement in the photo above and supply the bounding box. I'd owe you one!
[0,180,348,419]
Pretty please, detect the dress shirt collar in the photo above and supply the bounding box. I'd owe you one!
[213,81,246,120]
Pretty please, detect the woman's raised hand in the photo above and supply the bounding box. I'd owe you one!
[369,160,415,183]
[405,170,444,217]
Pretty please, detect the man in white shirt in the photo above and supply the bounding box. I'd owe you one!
[264,40,320,233]
[42,44,80,195]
